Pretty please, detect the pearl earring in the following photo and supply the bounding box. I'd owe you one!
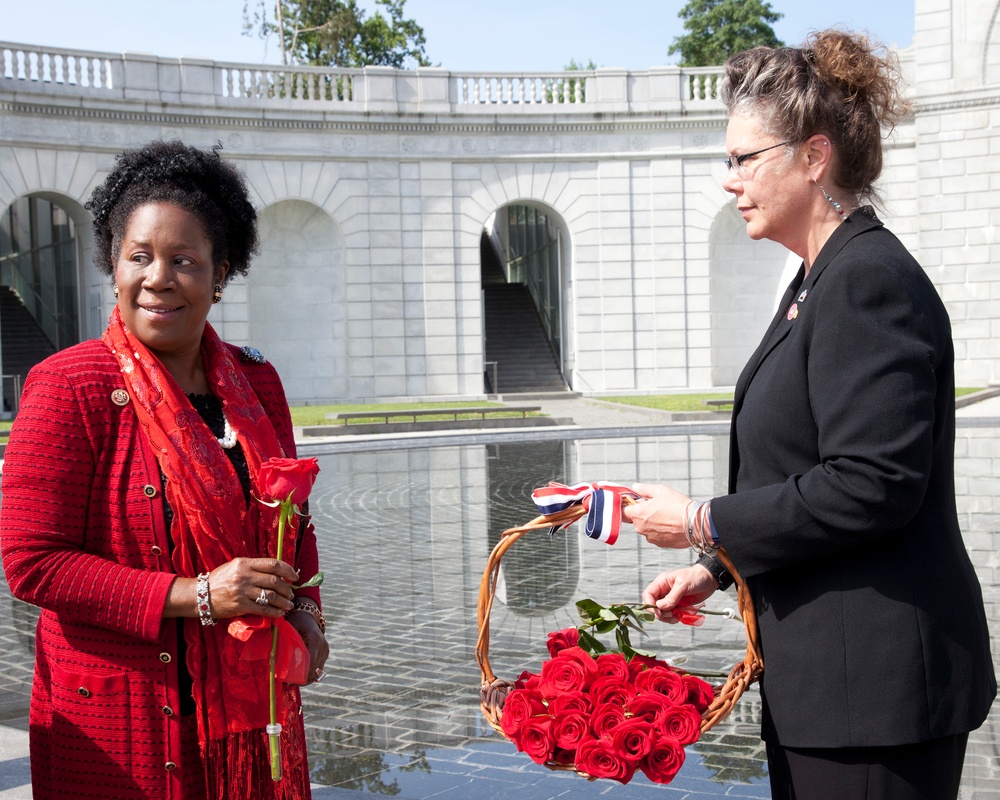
[113,284,119,299]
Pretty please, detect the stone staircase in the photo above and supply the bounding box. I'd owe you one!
[482,282,566,394]
[1,285,57,412]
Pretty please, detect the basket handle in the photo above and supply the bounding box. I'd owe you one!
[476,502,763,733]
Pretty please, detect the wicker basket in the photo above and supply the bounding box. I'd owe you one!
[476,501,764,772]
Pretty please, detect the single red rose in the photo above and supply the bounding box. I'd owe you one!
[640,735,686,785]
[590,702,627,738]
[518,717,556,764]
[627,653,672,679]
[546,627,580,658]
[258,457,319,504]
[589,677,638,707]
[539,651,597,697]
[660,704,702,746]
[610,717,654,763]
[548,690,592,717]
[575,738,636,784]
[683,674,715,713]
[554,646,600,673]
[500,688,547,740]
[515,670,541,691]
[634,666,688,705]
[595,652,630,682]
[627,692,673,726]
[552,712,590,750]
[672,605,706,626]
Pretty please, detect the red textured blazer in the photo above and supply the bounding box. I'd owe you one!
[0,339,321,799]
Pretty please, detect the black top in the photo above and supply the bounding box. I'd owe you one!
[165,394,251,715]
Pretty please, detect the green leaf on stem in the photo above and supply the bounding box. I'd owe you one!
[293,571,324,589]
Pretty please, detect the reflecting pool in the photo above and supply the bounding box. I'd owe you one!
[1,425,998,799]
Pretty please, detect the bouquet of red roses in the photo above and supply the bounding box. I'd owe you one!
[497,600,716,785]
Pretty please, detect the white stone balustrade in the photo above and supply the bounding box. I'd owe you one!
[0,40,727,115]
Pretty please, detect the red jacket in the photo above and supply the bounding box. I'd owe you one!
[0,339,320,799]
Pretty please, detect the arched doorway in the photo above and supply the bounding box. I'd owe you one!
[0,195,83,413]
[481,203,569,395]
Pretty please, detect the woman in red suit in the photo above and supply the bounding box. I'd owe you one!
[0,141,328,799]
[624,31,995,799]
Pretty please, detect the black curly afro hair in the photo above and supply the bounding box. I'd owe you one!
[85,140,258,283]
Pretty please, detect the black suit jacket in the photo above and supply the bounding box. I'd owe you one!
[711,210,996,748]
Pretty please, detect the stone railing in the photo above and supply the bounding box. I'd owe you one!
[0,41,727,116]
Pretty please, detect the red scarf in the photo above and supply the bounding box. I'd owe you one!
[103,308,307,795]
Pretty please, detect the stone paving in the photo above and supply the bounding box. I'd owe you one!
[0,394,998,799]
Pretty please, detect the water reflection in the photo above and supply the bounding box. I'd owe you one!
[1,427,997,798]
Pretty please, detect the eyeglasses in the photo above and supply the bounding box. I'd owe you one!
[724,141,793,173]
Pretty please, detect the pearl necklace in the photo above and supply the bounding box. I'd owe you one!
[217,414,238,449]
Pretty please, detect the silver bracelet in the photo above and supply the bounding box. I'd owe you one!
[196,572,216,626]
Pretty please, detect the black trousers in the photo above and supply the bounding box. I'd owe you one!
[765,732,969,800]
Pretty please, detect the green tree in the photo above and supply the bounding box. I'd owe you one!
[244,0,430,68]
[668,0,783,67]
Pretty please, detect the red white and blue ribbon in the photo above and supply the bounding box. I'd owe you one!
[531,481,641,545]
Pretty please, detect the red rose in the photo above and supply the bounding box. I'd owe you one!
[539,650,597,697]
[575,738,636,784]
[258,457,319,504]
[589,677,638,707]
[634,666,688,705]
[500,688,546,740]
[611,718,654,763]
[627,692,673,726]
[515,670,541,691]
[660,704,702,746]
[639,735,686,785]
[683,674,715,713]
[551,711,590,750]
[548,690,592,717]
[518,717,555,764]
[546,627,580,658]
[627,653,672,679]
[590,702,626,738]
[595,652,630,682]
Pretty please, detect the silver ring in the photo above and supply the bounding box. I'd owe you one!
[255,589,269,606]
[314,669,326,683]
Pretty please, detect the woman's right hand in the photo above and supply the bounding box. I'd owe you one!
[206,557,297,619]
[165,557,298,621]
[642,564,718,624]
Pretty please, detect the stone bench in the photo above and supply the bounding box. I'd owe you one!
[330,406,541,424]
[301,406,552,437]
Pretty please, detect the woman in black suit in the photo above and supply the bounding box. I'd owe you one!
[623,30,996,800]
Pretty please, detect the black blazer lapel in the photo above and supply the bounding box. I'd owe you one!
[727,210,884,492]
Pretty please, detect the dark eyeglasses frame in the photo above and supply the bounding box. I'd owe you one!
[724,141,793,172]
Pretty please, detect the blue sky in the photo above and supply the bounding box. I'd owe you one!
[2,0,914,70]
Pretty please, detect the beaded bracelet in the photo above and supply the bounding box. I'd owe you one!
[293,599,326,634]
[196,572,216,626]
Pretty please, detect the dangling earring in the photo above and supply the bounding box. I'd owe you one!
[815,180,845,220]
[212,285,223,304]
[113,284,119,299]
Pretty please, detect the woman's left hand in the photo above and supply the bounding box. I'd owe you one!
[287,609,330,685]
[622,482,693,549]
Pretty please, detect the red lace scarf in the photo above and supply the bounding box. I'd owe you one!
[103,308,306,795]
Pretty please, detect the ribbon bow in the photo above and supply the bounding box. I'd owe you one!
[531,481,641,545]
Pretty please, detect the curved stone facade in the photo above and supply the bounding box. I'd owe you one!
[1,0,997,403]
